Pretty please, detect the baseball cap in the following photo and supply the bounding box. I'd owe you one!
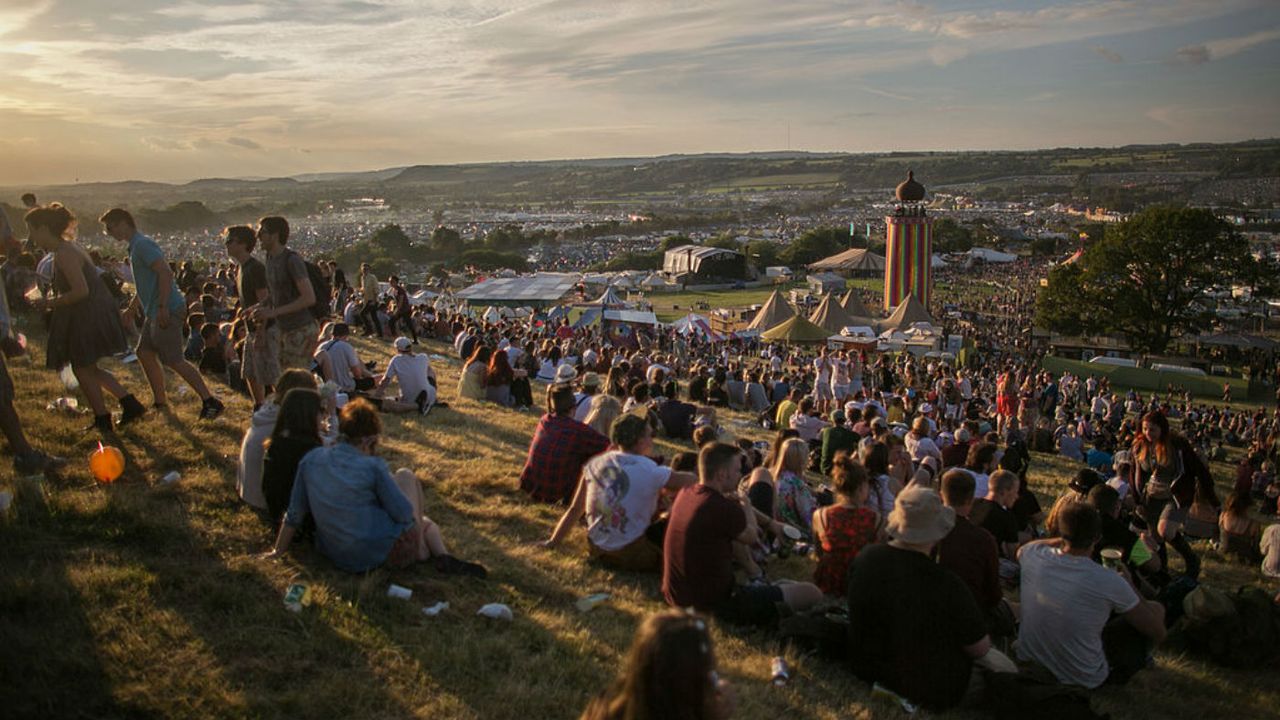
[394,337,413,352]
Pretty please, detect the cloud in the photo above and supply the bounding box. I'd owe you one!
[1091,45,1124,63]
[1176,26,1280,63]
[226,137,262,150]
[1175,44,1211,64]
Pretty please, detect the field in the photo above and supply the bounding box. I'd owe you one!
[645,279,883,322]
[2,325,1279,720]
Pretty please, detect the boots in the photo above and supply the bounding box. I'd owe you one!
[118,394,147,425]
[1169,533,1201,580]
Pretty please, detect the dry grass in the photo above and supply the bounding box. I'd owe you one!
[1,325,1278,720]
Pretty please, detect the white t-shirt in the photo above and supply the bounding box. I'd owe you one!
[384,352,434,406]
[573,392,595,423]
[320,339,361,392]
[1016,543,1139,689]
[583,451,672,552]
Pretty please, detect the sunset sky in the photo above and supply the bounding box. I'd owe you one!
[2,0,1278,185]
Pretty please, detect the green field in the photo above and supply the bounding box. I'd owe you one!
[645,279,884,322]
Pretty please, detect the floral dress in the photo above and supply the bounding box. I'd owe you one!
[775,470,818,539]
[813,505,878,595]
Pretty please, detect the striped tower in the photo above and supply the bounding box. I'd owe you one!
[883,170,934,310]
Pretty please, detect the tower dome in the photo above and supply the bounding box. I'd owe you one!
[895,170,926,203]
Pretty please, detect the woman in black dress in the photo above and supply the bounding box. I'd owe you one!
[26,204,145,432]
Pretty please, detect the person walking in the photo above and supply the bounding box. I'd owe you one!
[100,208,224,420]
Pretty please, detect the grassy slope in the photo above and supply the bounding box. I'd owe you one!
[1,327,1278,720]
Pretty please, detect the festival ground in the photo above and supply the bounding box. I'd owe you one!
[2,329,1277,720]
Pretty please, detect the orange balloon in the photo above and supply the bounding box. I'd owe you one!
[89,444,125,483]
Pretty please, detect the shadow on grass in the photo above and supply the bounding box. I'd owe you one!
[0,476,153,719]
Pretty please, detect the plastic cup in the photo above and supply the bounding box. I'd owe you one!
[1100,547,1123,570]
[387,584,413,600]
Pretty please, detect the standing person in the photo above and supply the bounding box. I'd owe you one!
[0,264,64,473]
[357,263,383,337]
[100,208,224,419]
[387,275,417,344]
[1130,410,1216,579]
[249,216,317,372]
[27,204,146,432]
[224,225,276,409]
[579,610,735,720]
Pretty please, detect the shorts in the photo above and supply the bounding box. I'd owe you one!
[849,378,863,396]
[831,383,849,398]
[1141,495,1188,529]
[276,320,318,371]
[387,523,427,568]
[589,527,663,572]
[713,583,785,627]
[241,327,281,385]
[136,309,185,365]
[813,383,833,401]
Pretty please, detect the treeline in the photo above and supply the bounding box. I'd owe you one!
[327,223,539,278]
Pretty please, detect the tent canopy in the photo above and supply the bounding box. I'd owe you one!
[840,288,873,318]
[761,315,831,343]
[809,248,886,273]
[591,286,625,307]
[880,295,936,332]
[457,273,578,308]
[747,289,796,331]
[967,247,1017,263]
[809,293,856,333]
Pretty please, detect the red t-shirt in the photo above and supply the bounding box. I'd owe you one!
[662,484,747,611]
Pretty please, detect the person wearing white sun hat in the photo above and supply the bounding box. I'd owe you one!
[847,486,1014,712]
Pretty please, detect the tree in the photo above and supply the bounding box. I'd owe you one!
[430,226,464,257]
[458,249,529,272]
[369,224,412,254]
[780,227,844,266]
[746,240,779,269]
[1036,206,1252,354]
[1028,237,1057,257]
[932,218,974,253]
[659,235,693,251]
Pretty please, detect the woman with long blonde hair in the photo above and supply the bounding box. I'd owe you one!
[772,437,818,539]
[583,394,622,439]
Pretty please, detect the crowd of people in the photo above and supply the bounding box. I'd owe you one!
[3,197,1280,718]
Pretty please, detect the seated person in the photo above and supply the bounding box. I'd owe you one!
[1087,484,1162,581]
[261,388,324,524]
[266,398,486,577]
[812,456,877,596]
[819,410,859,476]
[663,443,823,626]
[772,438,820,539]
[197,322,228,375]
[847,487,1011,712]
[655,391,711,441]
[970,469,1023,561]
[237,369,317,512]
[1017,503,1166,688]
[1218,491,1263,564]
[314,323,374,393]
[789,397,829,444]
[544,414,696,571]
[937,469,1013,640]
[375,336,437,415]
[519,384,610,504]
[580,610,734,720]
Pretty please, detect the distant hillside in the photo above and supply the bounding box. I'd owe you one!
[8,139,1277,210]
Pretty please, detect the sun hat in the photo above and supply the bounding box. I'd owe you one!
[885,487,955,545]
[394,336,413,352]
[553,364,578,383]
[581,371,602,388]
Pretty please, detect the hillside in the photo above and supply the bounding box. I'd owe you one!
[1,327,1278,719]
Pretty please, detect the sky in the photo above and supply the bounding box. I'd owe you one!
[1,0,1278,185]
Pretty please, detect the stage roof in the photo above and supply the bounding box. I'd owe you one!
[456,274,578,307]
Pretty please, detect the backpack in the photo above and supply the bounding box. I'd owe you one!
[302,257,332,320]
[1181,585,1280,668]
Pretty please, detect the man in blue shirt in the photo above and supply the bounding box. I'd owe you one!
[100,208,224,420]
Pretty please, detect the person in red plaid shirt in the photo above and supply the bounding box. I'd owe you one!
[520,384,609,503]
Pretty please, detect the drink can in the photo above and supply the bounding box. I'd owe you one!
[283,583,310,612]
[387,583,413,600]
[770,656,789,686]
